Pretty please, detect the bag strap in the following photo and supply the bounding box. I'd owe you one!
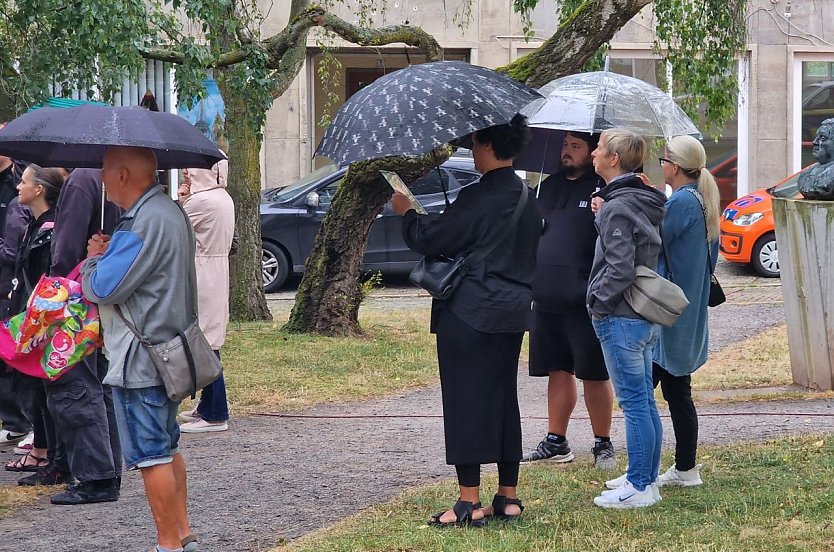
[113,304,152,346]
[659,225,677,284]
[465,182,529,268]
[685,187,715,276]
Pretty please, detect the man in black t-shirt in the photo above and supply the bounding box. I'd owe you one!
[521,132,617,470]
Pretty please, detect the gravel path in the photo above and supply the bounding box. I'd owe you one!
[2,261,832,552]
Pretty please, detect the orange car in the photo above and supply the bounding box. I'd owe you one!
[719,167,807,277]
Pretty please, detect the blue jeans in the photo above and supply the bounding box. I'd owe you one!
[592,316,662,491]
[196,351,228,422]
[112,386,180,470]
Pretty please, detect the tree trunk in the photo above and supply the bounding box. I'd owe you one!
[283,170,391,336]
[499,0,653,87]
[284,153,447,335]
[216,75,272,321]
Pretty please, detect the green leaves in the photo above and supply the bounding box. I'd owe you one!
[654,0,747,137]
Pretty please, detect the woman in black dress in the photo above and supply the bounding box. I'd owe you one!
[392,115,540,526]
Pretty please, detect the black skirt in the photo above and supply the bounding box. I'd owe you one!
[435,307,524,466]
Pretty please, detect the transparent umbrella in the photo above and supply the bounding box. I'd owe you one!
[515,71,701,172]
[522,71,701,138]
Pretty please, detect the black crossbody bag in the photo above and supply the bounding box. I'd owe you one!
[409,183,529,300]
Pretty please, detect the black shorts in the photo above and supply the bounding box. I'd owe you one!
[528,309,608,381]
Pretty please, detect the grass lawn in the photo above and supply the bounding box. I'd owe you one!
[273,435,834,552]
[695,325,792,390]
[206,309,437,414]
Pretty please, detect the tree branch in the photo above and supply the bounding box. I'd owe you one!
[316,12,443,62]
[141,3,442,72]
[499,0,653,87]
[139,46,250,68]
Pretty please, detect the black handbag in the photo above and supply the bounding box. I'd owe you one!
[409,183,529,300]
[687,188,726,308]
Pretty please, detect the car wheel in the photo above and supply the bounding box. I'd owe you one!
[751,232,779,278]
[262,241,290,292]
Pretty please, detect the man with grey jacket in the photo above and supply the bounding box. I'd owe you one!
[82,146,197,552]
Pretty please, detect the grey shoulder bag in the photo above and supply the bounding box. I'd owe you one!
[114,203,222,402]
[623,225,690,327]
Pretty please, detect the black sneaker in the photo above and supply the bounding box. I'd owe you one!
[18,465,75,487]
[522,438,575,463]
[50,479,119,505]
[592,440,616,471]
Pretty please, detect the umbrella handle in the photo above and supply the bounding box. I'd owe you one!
[101,182,105,232]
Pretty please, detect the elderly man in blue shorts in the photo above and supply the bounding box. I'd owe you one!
[82,146,198,552]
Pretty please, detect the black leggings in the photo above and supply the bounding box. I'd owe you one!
[652,363,698,471]
[455,462,520,488]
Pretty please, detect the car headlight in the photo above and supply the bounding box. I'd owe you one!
[732,212,764,226]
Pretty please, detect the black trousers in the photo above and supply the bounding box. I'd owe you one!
[652,363,698,471]
[435,308,523,468]
[44,351,121,482]
[0,369,36,434]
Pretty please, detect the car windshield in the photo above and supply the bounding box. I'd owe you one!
[769,168,808,198]
[267,164,340,203]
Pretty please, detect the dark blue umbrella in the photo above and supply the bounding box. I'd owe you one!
[0,104,225,169]
[315,61,542,166]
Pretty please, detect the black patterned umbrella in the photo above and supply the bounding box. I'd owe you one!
[315,61,542,166]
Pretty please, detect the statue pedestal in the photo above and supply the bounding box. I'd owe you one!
[772,197,834,390]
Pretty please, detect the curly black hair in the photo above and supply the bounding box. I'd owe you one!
[472,114,531,160]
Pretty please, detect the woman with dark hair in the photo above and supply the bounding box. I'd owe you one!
[392,114,541,526]
[4,165,69,484]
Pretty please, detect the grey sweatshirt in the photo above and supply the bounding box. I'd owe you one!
[586,175,668,319]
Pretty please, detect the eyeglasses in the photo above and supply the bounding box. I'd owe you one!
[658,157,675,167]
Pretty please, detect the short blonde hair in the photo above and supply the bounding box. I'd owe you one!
[600,129,646,172]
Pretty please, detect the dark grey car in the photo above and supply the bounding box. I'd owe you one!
[260,156,480,292]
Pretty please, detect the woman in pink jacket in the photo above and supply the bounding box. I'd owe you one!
[177,157,235,433]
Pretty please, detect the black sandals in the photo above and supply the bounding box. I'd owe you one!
[428,499,485,528]
[488,494,525,521]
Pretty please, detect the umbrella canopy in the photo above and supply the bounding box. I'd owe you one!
[521,71,702,140]
[315,61,542,166]
[0,104,226,169]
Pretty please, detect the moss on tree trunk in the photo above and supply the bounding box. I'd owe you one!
[217,74,272,321]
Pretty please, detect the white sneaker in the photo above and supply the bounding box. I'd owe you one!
[177,408,202,424]
[651,482,662,502]
[594,481,659,509]
[605,472,628,490]
[13,432,34,455]
[657,464,703,487]
[180,419,228,433]
[0,429,27,447]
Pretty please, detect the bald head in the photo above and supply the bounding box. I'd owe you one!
[101,146,159,209]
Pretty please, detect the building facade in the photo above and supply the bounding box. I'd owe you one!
[256,0,834,204]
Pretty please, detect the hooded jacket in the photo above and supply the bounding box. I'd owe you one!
[181,159,234,349]
[586,174,667,320]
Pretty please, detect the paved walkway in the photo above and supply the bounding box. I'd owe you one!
[2,261,832,551]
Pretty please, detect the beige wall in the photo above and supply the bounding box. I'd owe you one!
[259,0,834,196]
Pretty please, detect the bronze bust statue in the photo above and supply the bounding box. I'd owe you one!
[799,118,834,200]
